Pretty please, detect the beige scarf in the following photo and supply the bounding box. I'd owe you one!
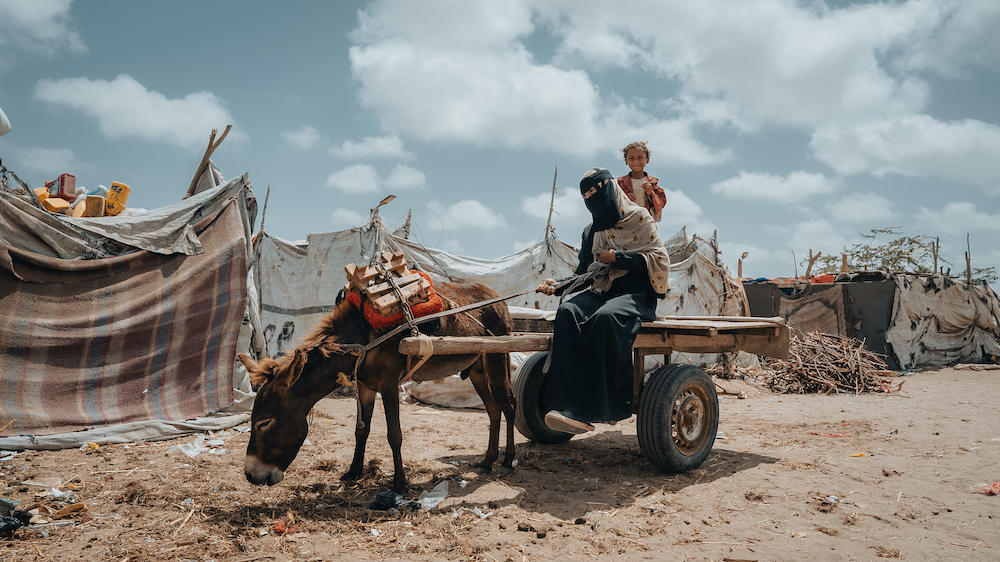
[589,186,671,295]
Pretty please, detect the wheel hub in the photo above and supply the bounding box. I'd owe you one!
[672,390,706,451]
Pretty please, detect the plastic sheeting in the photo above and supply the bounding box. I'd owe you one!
[0,162,258,450]
[886,274,1000,370]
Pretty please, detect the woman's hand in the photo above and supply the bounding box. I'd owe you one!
[598,250,616,264]
[536,278,557,295]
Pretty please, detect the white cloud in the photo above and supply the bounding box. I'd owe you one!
[347,0,726,163]
[326,164,380,194]
[521,189,588,223]
[5,145,89,177]
[765,218,851,272]
[330,207,367,228]
[0,0,85,68]
[659,189,716,240]
[326,163,425,194]
[717,241,792,280]
[441,239,464,253]
[281,125,322,151]
[828,192,896,223]
[710,171,841,203]
[811,115,1000,194]
[426,199,506,231]
[914,202,1000,234]
[384,164,425,189]
[329,135,413,160]
[541,0,937,130]
[894,0,1000,77]
[33,75,244,150]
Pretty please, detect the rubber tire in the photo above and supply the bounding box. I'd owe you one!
[637,364,719,472]
[512,351,573,444]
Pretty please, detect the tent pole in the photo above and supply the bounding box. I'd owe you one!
[543,166,557,248]
[258,184,271,235]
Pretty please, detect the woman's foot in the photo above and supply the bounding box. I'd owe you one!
[544,410,595,434]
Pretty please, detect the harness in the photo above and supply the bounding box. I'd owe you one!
[338,284,537,388]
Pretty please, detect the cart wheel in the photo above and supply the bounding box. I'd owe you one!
[512,351,573,444]
[637,364,719,472]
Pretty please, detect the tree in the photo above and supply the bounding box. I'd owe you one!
[810,227,997,285]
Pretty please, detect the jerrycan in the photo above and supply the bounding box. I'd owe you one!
[105,181,131,216]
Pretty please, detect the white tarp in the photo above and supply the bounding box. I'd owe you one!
[886,273,1000,370]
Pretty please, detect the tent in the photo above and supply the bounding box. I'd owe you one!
[0,161,258,449]
[742,272,1000,370]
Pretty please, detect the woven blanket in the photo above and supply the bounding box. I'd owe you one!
[345,270,443,330]
[0,199,248,437]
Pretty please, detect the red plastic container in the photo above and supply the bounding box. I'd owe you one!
[45,173,76,201]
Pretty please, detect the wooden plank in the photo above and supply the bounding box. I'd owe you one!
[399,334,552,355]
[365,273,422,299]
[398,318,789,359]
[372,277,431,315]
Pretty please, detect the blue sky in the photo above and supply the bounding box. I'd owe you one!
[1,0,998,283]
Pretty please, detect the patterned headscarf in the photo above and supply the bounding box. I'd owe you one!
[584,175,672,295]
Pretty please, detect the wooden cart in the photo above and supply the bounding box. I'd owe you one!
[399,316,789,473]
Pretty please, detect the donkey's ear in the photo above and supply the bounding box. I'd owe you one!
[238,353,275,386]
[274,348,307,392]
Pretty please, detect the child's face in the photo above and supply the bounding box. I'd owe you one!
[625,148,649,175]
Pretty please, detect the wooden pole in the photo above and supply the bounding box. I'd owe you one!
[258,184,271,235]
[933,237,939,274]
[185,125,232,198]
[543,166,557,242]
[841,253,848,273]
[966,233,972,284]
[804,249,822,279]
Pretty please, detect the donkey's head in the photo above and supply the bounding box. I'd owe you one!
[239,302,366,486]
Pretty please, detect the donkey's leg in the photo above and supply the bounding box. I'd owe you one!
[484,352,517,473]
[466,357,501,471]
[343,383,377,482]
[381,375,407,493]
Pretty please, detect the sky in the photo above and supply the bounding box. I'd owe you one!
[1,0,998,285]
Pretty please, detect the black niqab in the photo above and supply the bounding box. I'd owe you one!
[580,168,621,232]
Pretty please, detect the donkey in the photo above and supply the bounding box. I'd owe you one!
[238,281,516,493]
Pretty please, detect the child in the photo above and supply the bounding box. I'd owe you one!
[617,141,665,222]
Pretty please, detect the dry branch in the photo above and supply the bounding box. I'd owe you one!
[753,331,900,394]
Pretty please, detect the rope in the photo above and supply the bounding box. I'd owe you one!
[402,333,434,383]
[375,261,419,337]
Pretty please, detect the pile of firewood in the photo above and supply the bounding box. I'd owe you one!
[344,251,431,315]
[756,331,902,395]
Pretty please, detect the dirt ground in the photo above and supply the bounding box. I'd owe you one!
[1,366,998,562]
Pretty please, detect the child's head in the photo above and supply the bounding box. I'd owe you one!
[622,141,650,175]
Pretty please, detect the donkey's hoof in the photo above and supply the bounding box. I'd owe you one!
[341,471,362,483]
[498,465,514,476]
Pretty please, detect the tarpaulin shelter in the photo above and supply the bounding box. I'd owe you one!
[0,161,258,449]
[743,272,1000,370]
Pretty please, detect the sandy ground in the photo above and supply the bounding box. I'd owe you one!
[1,366,998,562]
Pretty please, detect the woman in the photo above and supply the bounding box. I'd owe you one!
[536,168,670,433]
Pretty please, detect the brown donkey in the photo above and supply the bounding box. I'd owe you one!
[238,282,516,493]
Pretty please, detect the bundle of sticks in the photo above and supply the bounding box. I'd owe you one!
[344,251,431,316]
[757,331,902,395]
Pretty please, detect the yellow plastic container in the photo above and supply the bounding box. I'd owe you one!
[105,181,130,216]
[33,187,50,204]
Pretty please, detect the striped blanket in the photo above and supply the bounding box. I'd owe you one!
[0,199,248,437]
